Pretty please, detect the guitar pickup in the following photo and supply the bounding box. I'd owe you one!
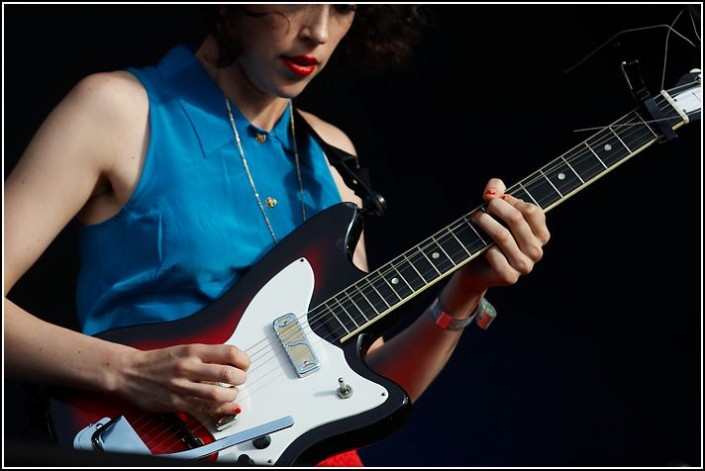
[273,313,320,377]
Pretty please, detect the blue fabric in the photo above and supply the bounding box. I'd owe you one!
[76,45,342,335]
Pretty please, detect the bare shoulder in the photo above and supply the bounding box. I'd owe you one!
[67,70,147,123]
[7,70,152,225]
[15,70,148,177]
[72,70,146,100]
[297,110,357,156]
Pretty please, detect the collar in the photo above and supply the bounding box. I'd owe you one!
[158,45,293,156]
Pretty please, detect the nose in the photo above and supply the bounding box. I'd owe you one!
[299,5,330,44]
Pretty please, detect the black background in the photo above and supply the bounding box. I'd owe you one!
[3,4,702,467]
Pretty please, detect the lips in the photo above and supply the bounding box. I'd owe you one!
[282,55,319,77]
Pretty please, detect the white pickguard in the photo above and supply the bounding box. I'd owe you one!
[210,257,389,465]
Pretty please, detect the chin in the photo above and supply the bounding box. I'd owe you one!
[274,81,311,100]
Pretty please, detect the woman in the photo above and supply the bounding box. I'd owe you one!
[4,5,549,466]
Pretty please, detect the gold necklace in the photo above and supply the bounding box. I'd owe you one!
[225,97,307,243]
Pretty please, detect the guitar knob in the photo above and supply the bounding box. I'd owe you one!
[252,434,271,449]
[236,454,255,466]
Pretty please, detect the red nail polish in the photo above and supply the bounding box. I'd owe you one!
[485,189,496,196]
[233,406,242,415]
[501,195,508,200]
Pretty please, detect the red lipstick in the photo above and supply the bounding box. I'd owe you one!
[282,55,319,77]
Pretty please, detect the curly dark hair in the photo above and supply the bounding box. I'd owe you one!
[199,5,429,72]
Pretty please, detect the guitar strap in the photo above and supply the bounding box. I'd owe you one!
[293,108,387,218]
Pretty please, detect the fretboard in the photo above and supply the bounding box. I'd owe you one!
[307,78,699,344]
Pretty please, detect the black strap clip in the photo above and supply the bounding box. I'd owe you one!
[294,109,386,218]
[620,60,678,142]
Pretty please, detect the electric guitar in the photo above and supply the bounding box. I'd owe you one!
[47,69,702,466]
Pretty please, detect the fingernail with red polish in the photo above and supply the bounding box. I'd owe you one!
[485,189,496,196]
[233,406,242,415]
[501,195,508,200]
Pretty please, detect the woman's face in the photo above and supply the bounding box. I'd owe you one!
[232,4,356,99]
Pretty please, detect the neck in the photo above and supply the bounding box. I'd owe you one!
[195,37,290,131]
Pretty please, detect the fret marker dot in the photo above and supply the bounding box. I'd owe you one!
[557,172,565,180]
[391,277,399,285]
[432,252,440,259]
[604,144,612,151]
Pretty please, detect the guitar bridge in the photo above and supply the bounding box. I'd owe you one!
[273,313,320,377]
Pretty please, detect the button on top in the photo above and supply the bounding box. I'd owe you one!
[255,133,267,143]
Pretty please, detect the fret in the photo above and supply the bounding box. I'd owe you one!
[331,298,359,332]
[371,269,404,305]
[614,112,661,152]
[320,302,351,335]
[538,169,564,199]
[407,248,442,281]
[316,308,348,339]
[542,156,584,197]
[585,129,627,167]
[464,215,488,246]
[509,185,532,203]
[452,216,489,256]
[571,144,609,182]
[435,228,472,265]
[359,280,390,312]
[387,265,415,298]
[425,236,457,272]
[342,291,369,323]
[347,287,378,320]
[609,125,632,154]
[396,255,427,292]
[522,172,563,209]
[517,182,540,206]
[560,156,585,184]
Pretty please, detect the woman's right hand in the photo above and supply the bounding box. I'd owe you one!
[116,343,251,418]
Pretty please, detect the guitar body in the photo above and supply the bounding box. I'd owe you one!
[47,202,411,466]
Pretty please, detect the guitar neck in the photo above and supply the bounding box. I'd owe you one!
[310,75,700,344]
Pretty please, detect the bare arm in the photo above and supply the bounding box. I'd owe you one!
[4,72,249,416]
[5,72,128,387]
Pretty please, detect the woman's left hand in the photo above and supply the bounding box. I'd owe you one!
[447,177,551,299]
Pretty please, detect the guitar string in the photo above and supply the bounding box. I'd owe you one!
[129,413,185,453]
[297,86,694,339]
[129,408,219,454]
[136,411,210,453]
[115,78,699,442]
[237,83,699,395]
[272,101,696,386]
[241,84,697,380]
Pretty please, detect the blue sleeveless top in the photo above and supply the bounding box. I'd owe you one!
[76,45,342,335]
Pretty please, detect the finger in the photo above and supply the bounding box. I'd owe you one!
[165,349,247,386]
[197,363,248,387]
[486,197,546,262]
[484,246,521,286]
[192,398,243,420]
[500,194,550,237]
[214,403,243,418]
[483,178,506,201]
[514,199,551,245]
[182,380,241,403]
[188,344,251,371]
[472,207,534,275]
